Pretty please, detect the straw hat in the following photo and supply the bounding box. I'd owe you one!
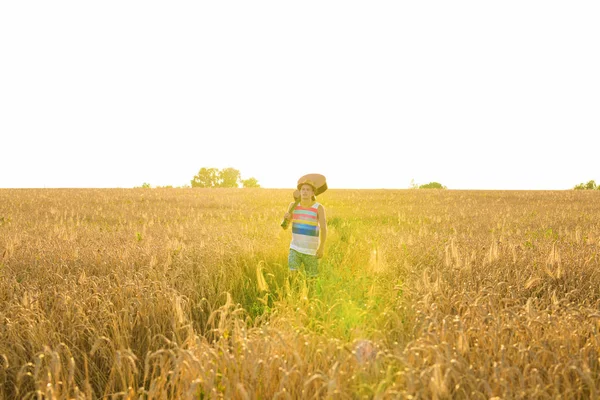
[297,179,316,191]
[296,174,327,195]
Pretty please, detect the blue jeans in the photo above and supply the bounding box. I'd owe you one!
[288,248,319,277]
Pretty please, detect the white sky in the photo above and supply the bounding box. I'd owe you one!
[1,1,598,190]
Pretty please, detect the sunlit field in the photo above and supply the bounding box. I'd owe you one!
[1,188,600,399]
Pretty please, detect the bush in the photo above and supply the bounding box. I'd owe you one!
[573,180,598,190]
[419,182,447,189]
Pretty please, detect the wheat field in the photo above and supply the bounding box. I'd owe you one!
[1,188,600,399]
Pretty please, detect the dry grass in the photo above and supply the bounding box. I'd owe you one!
[1,188,599,399]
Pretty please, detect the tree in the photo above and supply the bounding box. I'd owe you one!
[419,182,447,189]
[242,177,260,188]
[191,168,219,188]
[191,167,257,188]
[573,180,598,190]
[218,168,241,188]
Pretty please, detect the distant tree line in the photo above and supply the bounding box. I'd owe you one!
[191,167,260,188]
[410,180,447,189]
[573,180,600,190]
[419,182,447,189]
[135,168,260,189]
[135,183,190,189]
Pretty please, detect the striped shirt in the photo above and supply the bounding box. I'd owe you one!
[290,202,320,256]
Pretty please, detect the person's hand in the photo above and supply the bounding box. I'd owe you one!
[284,212,291,220]
[316,247,324,259]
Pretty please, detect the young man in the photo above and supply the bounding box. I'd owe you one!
[283,179,327,277]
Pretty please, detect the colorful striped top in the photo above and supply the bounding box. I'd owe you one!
[290,202,320,256]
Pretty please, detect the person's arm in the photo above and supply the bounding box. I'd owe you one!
[316,204,327,258]
[282,201,296,230]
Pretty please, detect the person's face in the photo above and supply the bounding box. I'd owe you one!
[300,184,314,199]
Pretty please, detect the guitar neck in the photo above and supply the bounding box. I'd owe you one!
[288,199,300,213]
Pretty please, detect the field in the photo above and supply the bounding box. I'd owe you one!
[1,188,600,399]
